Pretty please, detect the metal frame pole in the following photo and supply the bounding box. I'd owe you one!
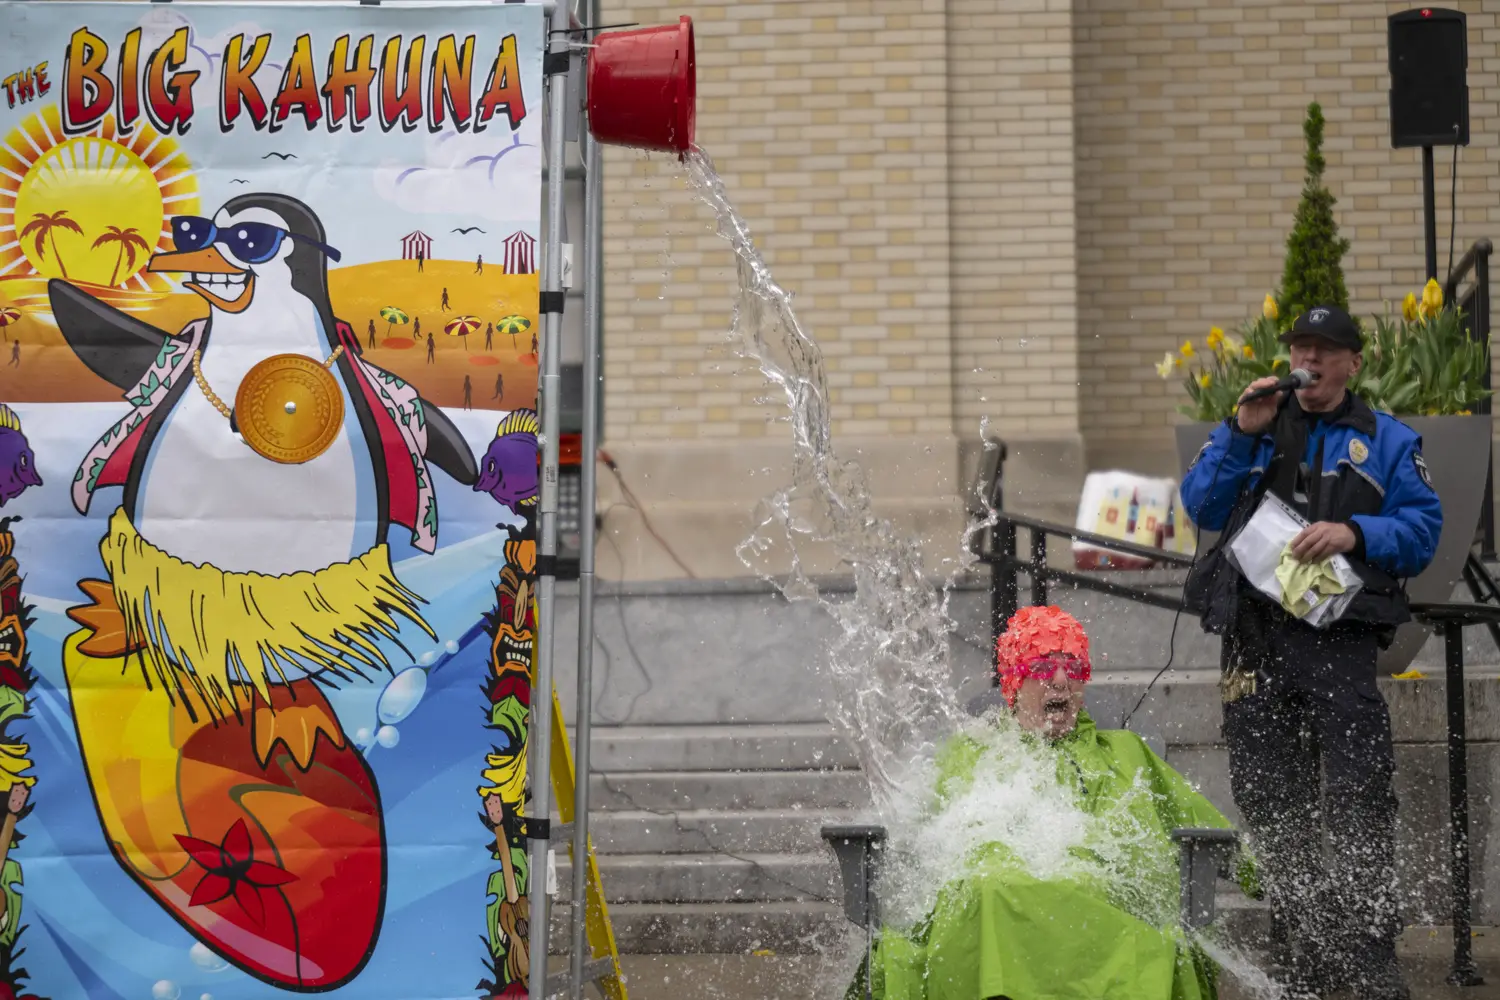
[1424,144,1440,282]
[567,2,605,994]
[1477,246,1495,559]
[527,0,573,995]
[1444,622,1482,986]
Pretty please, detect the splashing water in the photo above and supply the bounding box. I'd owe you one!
[680,145,1286,996]
[682,146,966,807]
[874,710,1168,932]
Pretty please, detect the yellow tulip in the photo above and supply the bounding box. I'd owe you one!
[1180,340,1195,358]
[1155,352,1175,379]
[1242,344,1255,359]
[1263,295,1279,321]
[1198,372,1212,388]
[1420,277,1443,318]
[1402,292,1419,323]
[1207,327,1225,348]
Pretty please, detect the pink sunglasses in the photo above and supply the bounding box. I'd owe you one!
[1012,654,1091,684]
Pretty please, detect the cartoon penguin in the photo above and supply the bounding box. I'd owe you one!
[49,192,475,572]
[47,194,477,990]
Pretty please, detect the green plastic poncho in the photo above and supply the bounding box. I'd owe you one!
[856,711,1245,1000]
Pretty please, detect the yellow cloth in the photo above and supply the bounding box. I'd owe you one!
[98,507,432,720]
[1274,541,1346,617]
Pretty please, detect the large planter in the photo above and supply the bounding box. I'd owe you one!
[1172,415,1493,673]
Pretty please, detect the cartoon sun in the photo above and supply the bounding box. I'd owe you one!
[0,105,197,290]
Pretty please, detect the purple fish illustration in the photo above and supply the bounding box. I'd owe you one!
[0,405,40,507]
[475,409,538,515]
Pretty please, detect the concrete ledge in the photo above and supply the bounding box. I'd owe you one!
[589,809,860,855]
[590,770,870,812]
[548,901,846,956]
[591,724,857,772]
[557,853,837,904]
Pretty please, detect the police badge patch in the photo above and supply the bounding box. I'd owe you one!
[1414,451,1434,489]
[1349,439,1369,464]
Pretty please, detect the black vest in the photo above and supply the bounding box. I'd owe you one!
[1185,394,1411,642]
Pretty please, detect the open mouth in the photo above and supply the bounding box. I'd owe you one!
[184,271,254,312]
[148,246,256,313]
[0,618,21,666]
[497,632,532,668]
[1043,695,1071,714]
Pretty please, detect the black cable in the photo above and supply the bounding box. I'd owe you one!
[1121,429,1236,730]
[1448,144,1460,281]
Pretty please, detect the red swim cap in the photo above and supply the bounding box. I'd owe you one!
[995,605,1091,706]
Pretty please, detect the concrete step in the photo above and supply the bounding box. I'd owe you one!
[543,890,1270,956]
[548,900,847,955]
[590,724,858,772]
[588,770,870,812]
[589,809,859,855]
[559,852,837,904]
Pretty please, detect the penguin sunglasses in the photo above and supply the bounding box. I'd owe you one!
[170,216,343,265]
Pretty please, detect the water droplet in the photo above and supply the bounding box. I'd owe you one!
[1018,338,1030,348]
[152,982,181,1000]
[379,667,428,725]
[418,650,437,666]
[445,639,460,654]
[354,726,373,747]
[377,725,400,749]
[189,943,228,972]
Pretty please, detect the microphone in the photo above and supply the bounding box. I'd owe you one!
[1240,368,1319,403]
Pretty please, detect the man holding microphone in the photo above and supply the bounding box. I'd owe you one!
[1179,304,1443,1000]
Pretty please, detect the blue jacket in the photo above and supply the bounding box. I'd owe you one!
[1180,394,1442,580]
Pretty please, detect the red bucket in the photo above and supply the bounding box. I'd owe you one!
[587,15,696,154]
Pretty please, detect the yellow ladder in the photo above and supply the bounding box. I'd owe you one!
[545,682,628,1000]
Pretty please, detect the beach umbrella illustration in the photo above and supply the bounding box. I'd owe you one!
[445,315,482,351]
[497,314,531,349]
[379,306,409,337]
[0,308,17,342]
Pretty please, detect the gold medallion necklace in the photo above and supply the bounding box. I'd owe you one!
[192,348,346,465]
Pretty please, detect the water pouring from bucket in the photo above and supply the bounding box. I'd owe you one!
[580,21,1286,997]
[671,147,1290,1000]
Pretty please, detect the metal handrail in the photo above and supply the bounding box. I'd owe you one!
[993,511,1196,568]
[1443,237,1493,307]
[977,512,1198,665]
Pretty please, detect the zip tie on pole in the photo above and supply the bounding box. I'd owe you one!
[536,553,559,578]
[544,50,571,76]
[539,290,566,314]
[522,818,551,841]
[557,22,639,33]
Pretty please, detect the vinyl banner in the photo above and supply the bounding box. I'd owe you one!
[0,3,543,997]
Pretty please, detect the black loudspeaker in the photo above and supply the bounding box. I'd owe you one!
[1389,7,1469,148]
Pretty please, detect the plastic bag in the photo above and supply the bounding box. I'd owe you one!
[1073,472,1193,570]
[1225,493,1362,627]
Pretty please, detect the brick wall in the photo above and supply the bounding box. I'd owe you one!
[594,0,966,579]
[948,0,1082,441]
[1074,0,1500,470]
[598,0,955,444]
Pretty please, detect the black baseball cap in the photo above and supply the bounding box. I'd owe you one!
[1278,305,1362,351]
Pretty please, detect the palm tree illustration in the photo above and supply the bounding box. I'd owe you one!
[92,226,153,286]
[21,210,84,279]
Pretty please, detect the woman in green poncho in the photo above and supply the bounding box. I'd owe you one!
[855,606,1255,1000]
